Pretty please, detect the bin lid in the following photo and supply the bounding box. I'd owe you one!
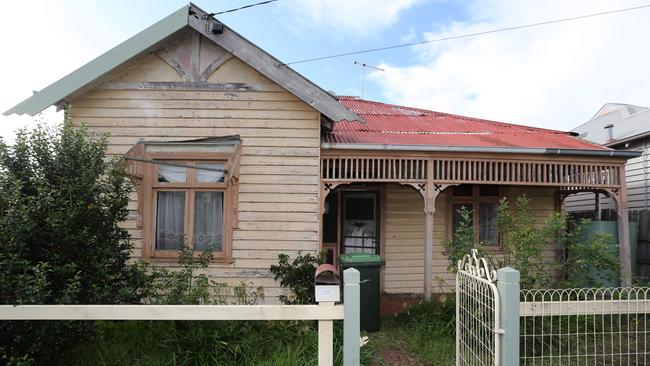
[339,253,383,266]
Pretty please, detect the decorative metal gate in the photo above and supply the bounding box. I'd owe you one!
[456,249,502,366]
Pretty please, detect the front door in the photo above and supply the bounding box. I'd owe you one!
[341,192,379,254]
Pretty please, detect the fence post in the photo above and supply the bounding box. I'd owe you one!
[497,267,520,366]
[343,268,360,366]
[318,301,334,366]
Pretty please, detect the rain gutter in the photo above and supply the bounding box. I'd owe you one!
[604,130,650,148]
[320,142,642,158]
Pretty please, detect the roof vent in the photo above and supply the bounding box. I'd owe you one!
[604,123,614,143]
[211,21,224,34]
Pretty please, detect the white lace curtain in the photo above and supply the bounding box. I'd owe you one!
[156,191,185,250]
[194,191,223,251]
[155,191,223,251]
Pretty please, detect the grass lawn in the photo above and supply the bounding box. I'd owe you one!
[58,298,454,365]
[62,320,373,366]
[365,297,456,365]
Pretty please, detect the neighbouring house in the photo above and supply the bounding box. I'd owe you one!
[565,103,650,278]
[4,4,641,304]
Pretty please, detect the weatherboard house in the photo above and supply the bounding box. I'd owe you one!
[5,4,640,303]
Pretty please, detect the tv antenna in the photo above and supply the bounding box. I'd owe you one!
[354,61,384,99]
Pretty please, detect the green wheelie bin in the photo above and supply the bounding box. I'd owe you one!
[339,253,384,332]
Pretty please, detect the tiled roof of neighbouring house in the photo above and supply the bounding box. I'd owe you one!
[327,96,609,151]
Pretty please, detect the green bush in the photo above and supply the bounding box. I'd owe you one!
[445,205,478,272]
[270,251,325,304]
[0,121,143,363]
[554,217,619,288]
[445,195,619,288]
[138,243,264,305]
[496,196,550,288]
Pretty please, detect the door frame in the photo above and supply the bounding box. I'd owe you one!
[340,188,381,255]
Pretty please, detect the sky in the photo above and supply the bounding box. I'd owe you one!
[1,0,650,142]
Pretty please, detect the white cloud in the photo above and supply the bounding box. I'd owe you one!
[0,1,103,142]
[279,0,423,38]
[400,28,418,43]
[369,0,650,130]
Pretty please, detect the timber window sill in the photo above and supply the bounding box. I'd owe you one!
[146,256,235,264]
[479,245,502,253]
[442,245,502,257]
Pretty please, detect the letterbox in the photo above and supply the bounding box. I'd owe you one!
[314,263,340,302]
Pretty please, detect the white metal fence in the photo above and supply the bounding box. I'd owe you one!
[456,249,502,366]
[520,287,650,365]
[454,250,650,366]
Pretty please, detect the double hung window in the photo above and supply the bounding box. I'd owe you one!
[450,185,500,246]
[154,162,227,254]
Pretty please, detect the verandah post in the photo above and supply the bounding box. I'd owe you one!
[343,268,360,366]
[497,267,520,366]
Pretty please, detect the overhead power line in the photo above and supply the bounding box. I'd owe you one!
[208,0,279,16]
[280,4,650,66]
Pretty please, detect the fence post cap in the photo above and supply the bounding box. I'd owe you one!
[343,268,360,284]
[497,267,520,282]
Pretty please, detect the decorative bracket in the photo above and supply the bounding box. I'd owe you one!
[434,183,446,192]
[399,182,426,197]
[320,182,350,215]
[557,187,611,204]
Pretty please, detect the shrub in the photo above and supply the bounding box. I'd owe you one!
[445,205,478,272]
[496,196,549,288]
[445,195,619,288]
[554,217,619,288]
[270,251,325,304]
[0,121,143,363]
[140,243,264,305]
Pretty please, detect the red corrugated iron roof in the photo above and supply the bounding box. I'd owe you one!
[327,97,608,151]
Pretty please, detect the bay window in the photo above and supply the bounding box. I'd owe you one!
[125,137,240,261]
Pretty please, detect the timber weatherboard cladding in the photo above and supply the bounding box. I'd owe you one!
[69,33,321,302]
[381,185,558,294]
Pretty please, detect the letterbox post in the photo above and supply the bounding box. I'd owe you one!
[315,264,341,366]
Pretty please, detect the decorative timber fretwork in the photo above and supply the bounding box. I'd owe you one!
[322,157,428,182]
[156,29,234,83]
[321,156,623,189]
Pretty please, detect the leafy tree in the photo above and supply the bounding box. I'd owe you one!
[0,121,141,363]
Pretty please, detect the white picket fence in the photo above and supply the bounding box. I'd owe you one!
[0,268,362,366]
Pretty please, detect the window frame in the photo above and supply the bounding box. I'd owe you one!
[448,185,501,247]
[142,152,236,262]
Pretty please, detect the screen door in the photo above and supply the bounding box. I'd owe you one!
[341,192,379,254]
